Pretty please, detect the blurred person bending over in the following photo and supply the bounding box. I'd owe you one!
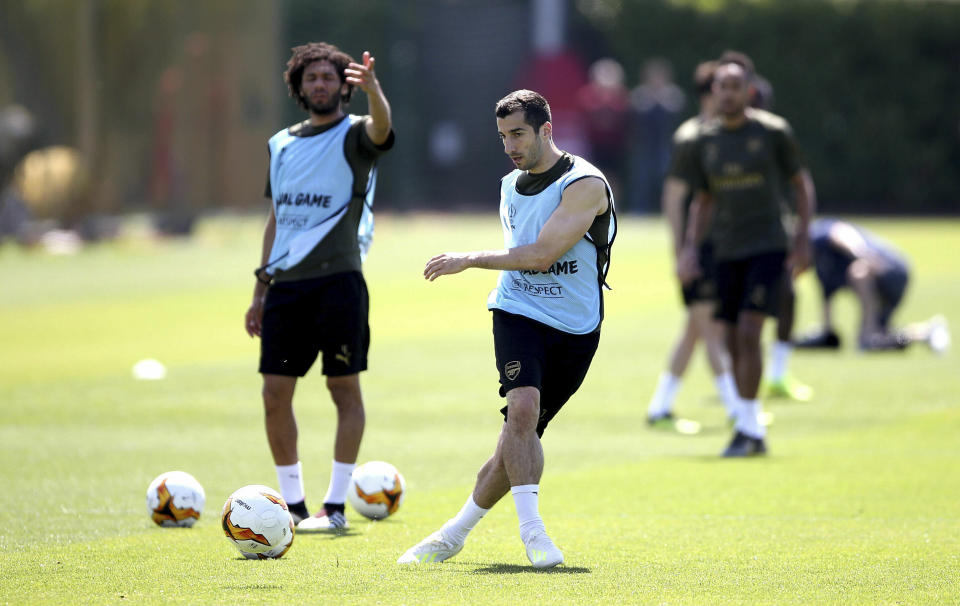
[244,42,394,531]
[678,55,813,457]
[795,218,949,354]
[646,60,740,433]
[399,90,616,568]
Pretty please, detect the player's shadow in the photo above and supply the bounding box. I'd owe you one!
[470,563,591,575]
[295,527,361,539]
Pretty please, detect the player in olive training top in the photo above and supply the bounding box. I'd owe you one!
[646,60,741,433]
[678,55,813,457]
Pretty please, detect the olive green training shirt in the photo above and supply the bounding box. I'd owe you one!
[679,108,802,261]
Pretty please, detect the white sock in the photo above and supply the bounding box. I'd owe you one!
[768,341,792,382]
[275,462,305,505]
[322,460,356,505]
[440,495,489,545]
[511,484,545,543]
[647,372,681,418]
[735,398,766,439]
[714,372,740,419]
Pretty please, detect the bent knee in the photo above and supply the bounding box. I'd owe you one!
[505,387,540,430]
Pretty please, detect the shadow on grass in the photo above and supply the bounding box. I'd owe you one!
[294,527,361,540]
[470,563,591,575]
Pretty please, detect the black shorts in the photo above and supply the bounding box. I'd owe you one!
[714,251,786,323]
[492,309,600,437]
[681,241,717,306]
[259,271,369,377]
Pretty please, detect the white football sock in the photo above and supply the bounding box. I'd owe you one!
[735,398,766,439]
[275,462,305,505]
[440,495,489,545]
[322,460,356,505]
[715,372,740,419]
[647,372,681,418]
[768,341,792,382]
[511,484,545,543]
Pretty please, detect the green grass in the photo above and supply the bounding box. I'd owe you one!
[1,213,958,605]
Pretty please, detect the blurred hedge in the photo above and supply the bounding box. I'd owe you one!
[587,0,960,214]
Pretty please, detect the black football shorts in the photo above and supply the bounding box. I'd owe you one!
[259,271,369,377]
[714,251,786,323]
[492,309,600,437]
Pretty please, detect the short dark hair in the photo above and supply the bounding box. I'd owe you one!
[284,42,356,110]
[495,89,552,133]
[694,60,718,96]
[717,50,755,79]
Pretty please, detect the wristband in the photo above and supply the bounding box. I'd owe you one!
[254,268,272,286]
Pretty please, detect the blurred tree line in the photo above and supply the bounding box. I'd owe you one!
[0,0,280,237]
[1,0,957,239]
[585,0,960,214]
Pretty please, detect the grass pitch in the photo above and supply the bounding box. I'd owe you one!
[0,213,958,605]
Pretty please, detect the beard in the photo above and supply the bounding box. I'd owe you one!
[518,138,543,171]
[304,89,342,116]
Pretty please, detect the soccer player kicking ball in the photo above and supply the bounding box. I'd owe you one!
[398,90,616,568]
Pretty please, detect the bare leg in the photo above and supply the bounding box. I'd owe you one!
[848,260,881,346]
[777,276,796,343]
[472,428,513,510]
[732,311,766,399]
[262,374,299,465]
[499,386,543,485]
[667,312,701,377]
[325,374,365,464]
[690,302,730,376]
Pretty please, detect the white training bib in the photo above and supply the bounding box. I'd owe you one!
[487,155,615,334]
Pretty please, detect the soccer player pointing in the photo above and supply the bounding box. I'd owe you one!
[401,90,616,568]
[246,42,394,531]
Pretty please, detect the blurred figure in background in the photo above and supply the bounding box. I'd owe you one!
[745,65,814,402]
[514,48,590,157]
[628,57,685,213]
[646,60,741,433]
[678,54,814,457]
[576,57,630,199]
[0,105,37,244]
[796,218,950,354]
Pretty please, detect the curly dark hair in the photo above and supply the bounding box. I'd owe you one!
[495,89,552,133]
[284,42,356,111]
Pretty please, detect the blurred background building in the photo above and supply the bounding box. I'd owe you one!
[1,0,958,241]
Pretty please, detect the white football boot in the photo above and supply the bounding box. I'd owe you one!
[397,530,463,564]
[297,508,348,531]
[523,531,563,568]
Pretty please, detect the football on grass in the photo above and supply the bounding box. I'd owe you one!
[146,471,205,527]
[347,461,406,520]
[221,485,294,559]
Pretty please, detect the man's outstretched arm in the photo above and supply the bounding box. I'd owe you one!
[424,177,607,281]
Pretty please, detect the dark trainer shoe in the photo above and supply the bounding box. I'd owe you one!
[794,329,841,349]
[722,431,768,457]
